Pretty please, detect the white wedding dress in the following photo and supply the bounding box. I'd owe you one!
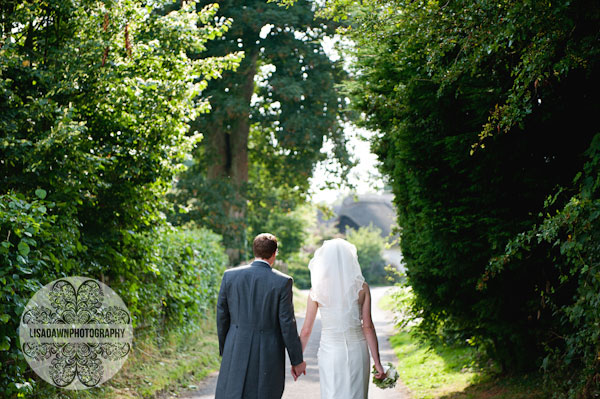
[308,238,370,399]
[318,303,370,399]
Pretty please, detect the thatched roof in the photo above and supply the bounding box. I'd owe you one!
[335,193,396,237]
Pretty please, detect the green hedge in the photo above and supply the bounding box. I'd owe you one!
[118,226,228,336]
[288,252,312,289]
[343,0,598,379]
[0,191,227,397]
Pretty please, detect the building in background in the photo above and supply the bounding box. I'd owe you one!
[334,193,396,237]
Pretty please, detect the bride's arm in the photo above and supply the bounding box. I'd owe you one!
[361,283,385,379]
[300,295,318,352]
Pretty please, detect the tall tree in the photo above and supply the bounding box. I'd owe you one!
[197,0,349,187]
[170,0,352,257]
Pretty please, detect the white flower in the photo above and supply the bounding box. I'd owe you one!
[386,366,399,380]
[372,362,399,389]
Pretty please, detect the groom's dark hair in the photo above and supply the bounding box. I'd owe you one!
[253,233,278,259]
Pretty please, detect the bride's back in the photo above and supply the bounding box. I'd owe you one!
[319,299,363,333]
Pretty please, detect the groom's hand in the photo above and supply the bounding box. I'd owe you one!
[291,361,306,381]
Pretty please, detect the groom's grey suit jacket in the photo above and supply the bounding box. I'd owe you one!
[215,260,303,399]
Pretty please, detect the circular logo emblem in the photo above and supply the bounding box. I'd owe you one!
[18,277,133,390]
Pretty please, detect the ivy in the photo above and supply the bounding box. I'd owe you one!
[485,134,600,397]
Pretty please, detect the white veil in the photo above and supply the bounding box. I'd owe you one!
[308,238,365,313]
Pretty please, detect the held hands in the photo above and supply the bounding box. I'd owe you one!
[291,361,306,381]
[373,362,386,380]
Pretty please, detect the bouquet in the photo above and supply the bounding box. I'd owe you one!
[372,362,399,389]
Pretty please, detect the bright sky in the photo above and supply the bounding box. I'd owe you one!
[308,125,385,204]
[307,37,385,204]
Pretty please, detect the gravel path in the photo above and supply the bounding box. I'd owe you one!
[184,286,411,399]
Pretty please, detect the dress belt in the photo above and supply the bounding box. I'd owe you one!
[231,323,278,333]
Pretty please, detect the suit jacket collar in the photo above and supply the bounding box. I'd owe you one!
[251,260,271,269]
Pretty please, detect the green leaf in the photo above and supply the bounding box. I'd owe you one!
[35,189,47,199]
[17,241,30,257]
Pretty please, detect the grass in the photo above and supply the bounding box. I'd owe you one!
[33,317,221,399]
[390,331,480,398]
[107,319,220,399]
[381,288,545,399]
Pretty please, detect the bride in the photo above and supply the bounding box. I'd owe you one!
[298,238,385,399]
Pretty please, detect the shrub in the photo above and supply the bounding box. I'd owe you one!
[247,204,308,263]
[0,1,237,394]
[346,225,388,285]
[0,190,228,396]
[287,251,312,289]
[118,226,228,336]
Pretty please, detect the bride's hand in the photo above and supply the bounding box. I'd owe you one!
[374,363,386,379]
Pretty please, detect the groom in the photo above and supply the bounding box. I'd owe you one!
[215,233,306,399]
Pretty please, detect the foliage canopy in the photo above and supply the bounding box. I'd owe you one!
[168,0,354,260]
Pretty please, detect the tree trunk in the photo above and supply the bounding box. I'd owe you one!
[204,120,228,180]
[201,49,258,263]
[206,49,257,186]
